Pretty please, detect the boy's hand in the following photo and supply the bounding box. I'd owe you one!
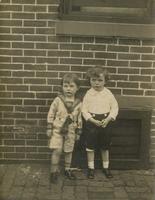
[88,118,102,127]
[101,117,113,128]
[46,129,52,137]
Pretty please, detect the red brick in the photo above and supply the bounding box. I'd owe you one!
[0,27,10,33]
[145,90,155,96]
[0,92,11,98]
[0,70,11,76]
[0,12,10,19]
[13,57,35,63]
[142,54,155,61]
[84,44,106,51]
[16,147,37,152]
[0,42,10,48]
[0,35,22,41]
[36,43,58,49]
[48,50,70,57]
[0,49,22,56]
[24,99,46,106]
[24,20,46,27]
[107,60,128,67]
[83,59,106,65]
[0,56,11,62]
[48,64,70,71]
[129,75,151,82]
[24,35,46,42]
[36,13,57,20]
[15,106,36,112]
[95,52,116,59]
[0,106,13,112]
[48,35,70,43]
[12,0,35,4]
[0,19,22,27]
[4,112,26,119]
[26,153,49,159]
[24,64,46,71]
[7,85,28,91]
[37,0,59,4]
[107,45,129,52]
[24,5,46,12]
[110,74,128,81]
[71,51,93,58]
[12,28,35,34]
[1,78,23,84]
[13,92,35,98]
[0,63,23,70]
[27,113,46,119]
[123,89,143,96]
[60,58,82,65]
[118,68,139,74]
[0,99,22,105]
[36,57,58,64]
[130,47,152,53]
[16,119,38,126]
[130,61,152,68]
[118,53,140,60]
[0,4,22,11]
[72,36,94,43]
[4,153,25,159]
[141,69,155,75]
[36,71,58,78]
[60,44,82,50]
[140,83,154,89]
[24,50,46,57]
[30,85,52,92]
[117,82,139,88]
[36,92,55,99]
[95,37,117,44]
[119,38,140,45]
[36,27,55,35]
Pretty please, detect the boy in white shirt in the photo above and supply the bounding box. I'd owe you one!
[82,66,119,179]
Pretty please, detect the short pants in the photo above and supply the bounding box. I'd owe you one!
[83,113,113,150]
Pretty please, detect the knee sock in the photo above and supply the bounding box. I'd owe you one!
[101,150,109,169]
[87,150,94,169]
[51,149,62,173]
[64,152,72,170]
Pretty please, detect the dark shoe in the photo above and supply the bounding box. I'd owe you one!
[103,168,113,178]
[50,172,59,183]
[64,170,76,180]
[87,168,95,179]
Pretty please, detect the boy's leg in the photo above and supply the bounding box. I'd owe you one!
[101,149,113,178]
[64,152,76,180]
[86,148,95,179]
[50,148,62,183]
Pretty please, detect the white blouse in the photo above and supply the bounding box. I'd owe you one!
[82,87,119,121]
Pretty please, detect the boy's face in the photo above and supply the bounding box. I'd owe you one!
[90,73,105,91]
[62,81,78,98]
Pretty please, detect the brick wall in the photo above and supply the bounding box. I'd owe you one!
[0,0,155,164]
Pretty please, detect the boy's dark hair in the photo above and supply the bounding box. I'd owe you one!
[86,66,110,82]
[61,73,80,87]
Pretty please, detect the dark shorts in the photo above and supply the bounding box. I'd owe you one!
[83,113,113,150]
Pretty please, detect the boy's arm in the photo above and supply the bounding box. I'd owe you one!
[46,97,59,137]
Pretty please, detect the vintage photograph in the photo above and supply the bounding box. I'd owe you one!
[0,0,155,199]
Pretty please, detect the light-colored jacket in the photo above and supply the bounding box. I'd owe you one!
[47,96,82,135]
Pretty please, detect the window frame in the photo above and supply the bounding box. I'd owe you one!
[56,0,155,38]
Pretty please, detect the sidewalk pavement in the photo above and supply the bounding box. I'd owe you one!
[0,163,155,200]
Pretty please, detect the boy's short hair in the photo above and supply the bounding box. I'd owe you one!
[61,73,80,87]
[86,66,110,82]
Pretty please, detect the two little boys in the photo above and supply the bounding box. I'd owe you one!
[47,66,119,183]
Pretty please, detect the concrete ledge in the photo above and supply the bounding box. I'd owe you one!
[56,20,155,38]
